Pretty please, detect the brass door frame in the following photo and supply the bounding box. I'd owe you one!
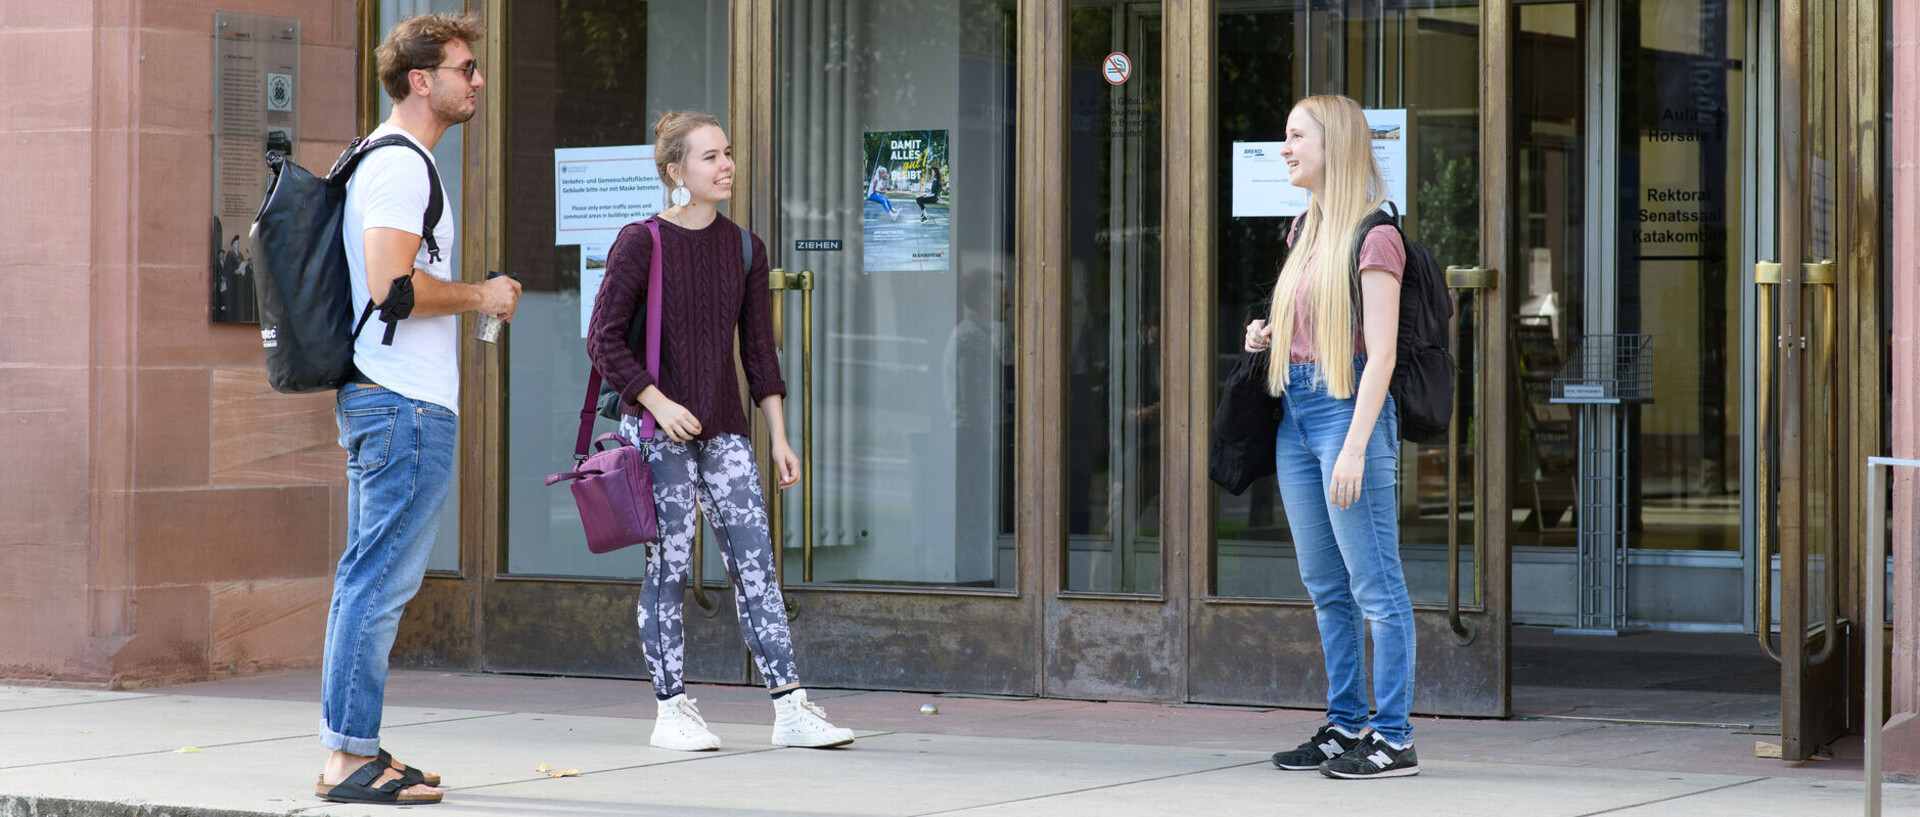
[1182,0,1512,717]
[377,0,489,669]
[1768,0,1882,760]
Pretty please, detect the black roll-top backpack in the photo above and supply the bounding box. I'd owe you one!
[1347,203,1457,443]
[250,135,443,394]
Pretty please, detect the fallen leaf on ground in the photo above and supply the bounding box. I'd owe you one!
[174,746,202,754]
[545,769,581,778]
[534,763,551,773]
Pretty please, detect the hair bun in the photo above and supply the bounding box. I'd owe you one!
[654,111,684,139]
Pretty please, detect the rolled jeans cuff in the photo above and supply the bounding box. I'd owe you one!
[318,719,381,757]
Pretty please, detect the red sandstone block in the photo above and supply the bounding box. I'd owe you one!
[302,44,360,144]
[0,133,92,267]
[132,485,334,585]
[136,131,214,269]
[208,577,330,673]
[111,583,212,684]
[0,265,90,366]
[208,368,342,487]
[139,29,215,135]
[136,367,212,490]
[1,3,94,28]
[0,31,95,131]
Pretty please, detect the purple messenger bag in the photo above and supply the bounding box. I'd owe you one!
[545,219,666,554]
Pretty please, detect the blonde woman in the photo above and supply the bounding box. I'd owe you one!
[1244,95,1419,779]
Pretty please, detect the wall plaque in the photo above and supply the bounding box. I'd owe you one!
[211,12,300,324]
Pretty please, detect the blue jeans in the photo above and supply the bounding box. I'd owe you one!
[1274,358,1416,745]
[320,384,456,755]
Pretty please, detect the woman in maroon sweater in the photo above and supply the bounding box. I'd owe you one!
[587,111,853,752]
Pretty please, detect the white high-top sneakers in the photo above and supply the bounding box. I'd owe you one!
[771,689,855,748]
[650,693,722,751]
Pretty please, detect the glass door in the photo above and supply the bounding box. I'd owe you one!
[758,0,1035,694]
[1762,0,1876,760]
[1191,0,1510,716]
[482,0,748,679]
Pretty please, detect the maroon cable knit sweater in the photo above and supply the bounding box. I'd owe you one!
[586,214,786,441]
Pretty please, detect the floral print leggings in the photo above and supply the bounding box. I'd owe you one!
[619,422,800,697]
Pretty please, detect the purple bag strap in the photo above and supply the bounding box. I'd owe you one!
[575,219,665,460]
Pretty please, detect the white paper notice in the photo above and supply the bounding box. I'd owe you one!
[555,145,661,240]
[555,145,661,337]
[1366,108,1409,216]
[1231,141,1308,218]
[1231,108,1410,218]
[580,243,611,341]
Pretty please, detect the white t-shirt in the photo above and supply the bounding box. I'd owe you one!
[342,125,459,413]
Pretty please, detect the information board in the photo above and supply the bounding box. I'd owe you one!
[211,12,300,324]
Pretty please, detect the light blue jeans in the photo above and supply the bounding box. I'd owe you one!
[1274,358,1416,745]
[320,384,456,755]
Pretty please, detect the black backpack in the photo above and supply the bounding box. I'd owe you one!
[1346,204,1456,443]
[250,135,443,394]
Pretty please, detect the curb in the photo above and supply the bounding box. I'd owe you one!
[2,796,282,817]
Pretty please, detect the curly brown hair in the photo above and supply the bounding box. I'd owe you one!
[376,12,485,102]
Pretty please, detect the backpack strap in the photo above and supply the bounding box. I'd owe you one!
[740,224,753,272]
[333,134,447,345]
[1347,203,1403,332]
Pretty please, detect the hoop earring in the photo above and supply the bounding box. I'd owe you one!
[669,183,692,208]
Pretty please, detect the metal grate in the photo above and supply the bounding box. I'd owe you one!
[1550,334,1653,404]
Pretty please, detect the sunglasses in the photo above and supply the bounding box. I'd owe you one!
[423,60,478,80]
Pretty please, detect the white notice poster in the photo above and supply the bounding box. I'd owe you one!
[555,145,661,336]
[1231,108,1410,218]
[580,243,612,340]
[1230,141,1308,218]
[1366,108,1409,216]
[554,145,661,239]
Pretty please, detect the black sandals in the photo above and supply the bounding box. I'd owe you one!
[315,757,443,805]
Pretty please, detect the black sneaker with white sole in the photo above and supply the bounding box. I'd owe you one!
[1270,724,1365,770]
[1319,732,1420,779]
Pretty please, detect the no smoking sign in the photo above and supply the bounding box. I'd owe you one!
[1103,52,1131,85]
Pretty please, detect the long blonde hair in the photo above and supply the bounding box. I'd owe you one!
[1266,95,1389,399]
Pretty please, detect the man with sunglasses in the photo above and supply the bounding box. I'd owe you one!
[316,12,519,806]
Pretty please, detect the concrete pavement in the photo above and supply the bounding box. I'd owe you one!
[1,670,1914,816]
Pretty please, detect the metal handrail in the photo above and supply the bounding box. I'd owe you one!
[1861,456,1916,817]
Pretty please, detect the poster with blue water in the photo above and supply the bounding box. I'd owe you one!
[860,129,950,273]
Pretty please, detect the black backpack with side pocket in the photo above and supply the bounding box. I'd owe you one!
[594,223,756,420]
[1346,203,1456,443]
[250,135,443,394]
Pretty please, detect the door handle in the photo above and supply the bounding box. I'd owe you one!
[1751,258,1840,666]
[1754,261,1781,663]
[1441,266,1497,646]
[767,268,817,590]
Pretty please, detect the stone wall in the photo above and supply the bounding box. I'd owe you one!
[0,0,359,686]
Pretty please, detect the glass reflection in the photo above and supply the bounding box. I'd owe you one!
[1067,1,1162,594]
[773,0,1018,588]
[1211,1,1481,603]
[503,0,731,578]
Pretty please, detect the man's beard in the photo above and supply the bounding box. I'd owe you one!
[431,89,476,126]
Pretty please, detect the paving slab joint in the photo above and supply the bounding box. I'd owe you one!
[1,795,283,817]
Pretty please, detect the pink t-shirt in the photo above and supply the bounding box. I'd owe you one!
[1283,221,1406,363]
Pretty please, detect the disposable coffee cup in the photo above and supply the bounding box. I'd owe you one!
[475,271,512,343]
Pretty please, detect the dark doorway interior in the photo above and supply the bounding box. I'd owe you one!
[1510,626,1780,729]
